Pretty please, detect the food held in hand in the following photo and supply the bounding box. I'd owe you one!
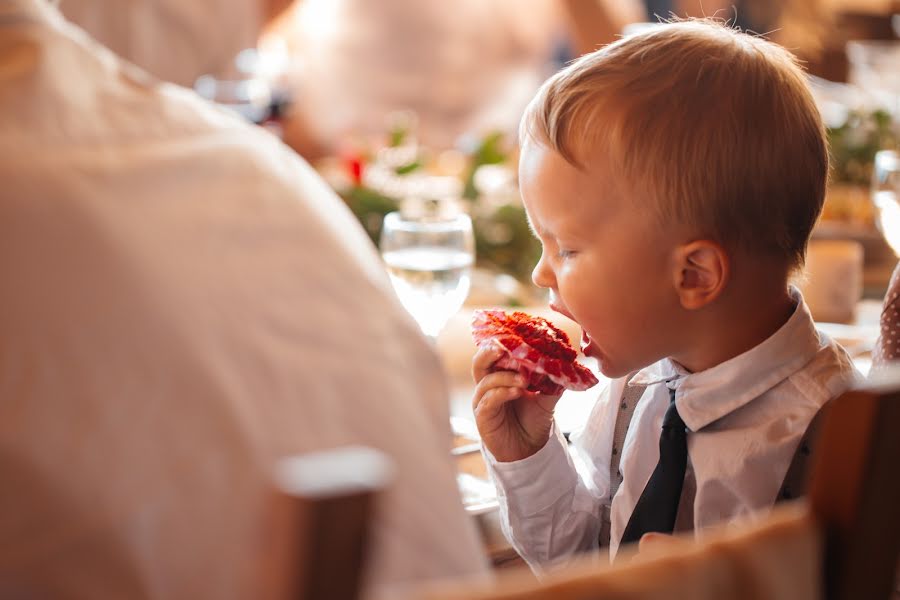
[471,309,599,395]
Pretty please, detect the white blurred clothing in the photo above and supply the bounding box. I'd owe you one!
[282,0,562,150]
[56,0,261,86]
[0,1,489,598]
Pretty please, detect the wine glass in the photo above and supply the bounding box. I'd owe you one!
[194,73,272,124]
[380,206,475,339]
[846,41,900,118]
[873,149,900,255]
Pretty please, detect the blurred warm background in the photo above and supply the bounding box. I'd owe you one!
[6,0,899,588]
[47,0,898,384]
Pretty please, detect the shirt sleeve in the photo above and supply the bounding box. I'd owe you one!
[482,419,608,571]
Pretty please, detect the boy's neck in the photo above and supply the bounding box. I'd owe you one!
[671,268,796,374]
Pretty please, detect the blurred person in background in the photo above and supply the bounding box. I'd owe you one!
[53,0,644,157]
[0,1,489,598]
[560,0,647,55]
[268,0,643,158]
[56,0,292,86]
[672,0,836,62]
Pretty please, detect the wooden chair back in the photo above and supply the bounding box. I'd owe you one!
[807,376,900,600]
[258,446,393,600]
[418,376,900,600]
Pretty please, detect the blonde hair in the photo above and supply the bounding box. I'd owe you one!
[521,19,828,269]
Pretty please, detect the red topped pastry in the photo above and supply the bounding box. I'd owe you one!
[471,309,599,395]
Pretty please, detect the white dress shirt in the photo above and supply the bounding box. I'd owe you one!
[0,2,488,598]
[485,288,860,568]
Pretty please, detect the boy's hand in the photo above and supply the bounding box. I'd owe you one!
[471,343,562,463]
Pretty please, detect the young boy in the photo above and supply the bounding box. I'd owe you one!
[471,19,860,568]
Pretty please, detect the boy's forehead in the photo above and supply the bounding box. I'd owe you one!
[522,135,619,181]
[521,140,604,191]
[520,140,618,231]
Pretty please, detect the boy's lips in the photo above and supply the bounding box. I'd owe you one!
[549,303,575,322]
[581,330,594,354]
[549,303,593,353]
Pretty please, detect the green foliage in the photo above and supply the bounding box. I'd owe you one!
[463,132,508,200]
[388,119,412,148]
[335,130,541,283]
[828,109,897,185]
[473,204,542,283]
[340,185,398,244]
[394,160,422,175]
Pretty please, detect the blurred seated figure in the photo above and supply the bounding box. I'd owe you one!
[672,0,836,62]
[0,1,488,598]
[56,0,291,86]
[271,0,642,158]
[559,0,646,56]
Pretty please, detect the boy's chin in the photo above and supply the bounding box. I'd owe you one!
[584,344,638,380]
[583,343,616,378]
[595,359,631,380]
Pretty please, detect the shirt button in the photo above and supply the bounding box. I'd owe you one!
[620,402,627,410]
[612,447,618,455]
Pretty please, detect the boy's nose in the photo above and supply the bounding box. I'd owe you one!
[531,253,555,289]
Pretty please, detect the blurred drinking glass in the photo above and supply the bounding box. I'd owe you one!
[846,41,900,116]
[194,74,272,124]
[873,149,900,255]
[380,204,475,339]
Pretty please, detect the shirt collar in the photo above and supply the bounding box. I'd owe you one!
[630,286,822,431]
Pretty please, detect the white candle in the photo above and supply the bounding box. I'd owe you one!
[800,239,864,324]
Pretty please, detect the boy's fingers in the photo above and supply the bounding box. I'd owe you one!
[472,372,526,410]
[472,343,505,382]
[474,387,521,420]
[534,392,562,414]
[638,532,673,555]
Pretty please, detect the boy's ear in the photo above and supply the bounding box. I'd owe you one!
[672,240,729,310]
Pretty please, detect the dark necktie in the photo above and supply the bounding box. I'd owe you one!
[619,386,688,546]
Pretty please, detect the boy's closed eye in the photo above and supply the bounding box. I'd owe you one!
[557,249,577,259]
